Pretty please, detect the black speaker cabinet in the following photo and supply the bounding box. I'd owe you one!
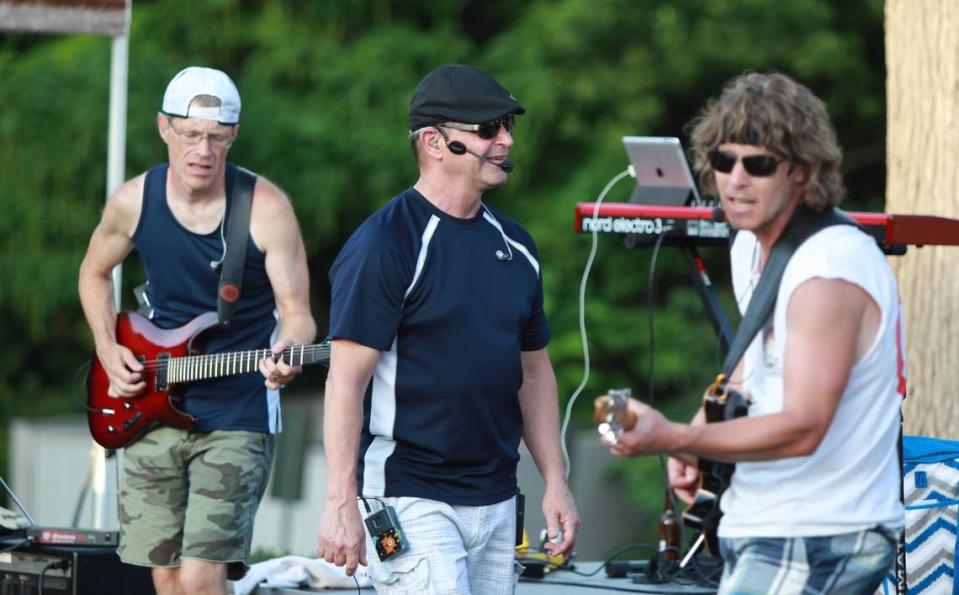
[0,540,155,594]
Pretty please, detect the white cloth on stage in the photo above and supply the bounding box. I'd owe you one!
[230,555,370,594]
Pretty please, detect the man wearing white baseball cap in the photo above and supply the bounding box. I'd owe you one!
[79,66,315,595]
[161,66,242,124]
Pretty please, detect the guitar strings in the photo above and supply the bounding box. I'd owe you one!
[132,345,331,370]
[134,348,332,369]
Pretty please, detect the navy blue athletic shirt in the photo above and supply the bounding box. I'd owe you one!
[132,163,278,433]
[329,188,550,506]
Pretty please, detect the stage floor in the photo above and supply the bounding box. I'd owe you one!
[252,561,719,594]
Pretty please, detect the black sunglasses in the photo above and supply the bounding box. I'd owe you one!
[708,150,784,177]
[440,114,515,140]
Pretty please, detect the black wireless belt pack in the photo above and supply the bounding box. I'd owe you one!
[364,506,407,562]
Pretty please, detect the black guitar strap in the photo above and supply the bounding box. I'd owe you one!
[720,205,861,378]
[217,167,257,326]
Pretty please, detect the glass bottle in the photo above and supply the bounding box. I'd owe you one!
[658,490,682,561]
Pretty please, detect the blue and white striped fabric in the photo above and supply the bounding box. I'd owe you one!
[879,435,959,595]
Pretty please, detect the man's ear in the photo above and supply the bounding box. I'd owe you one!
[790,162,809,186]
[157,114,171,143]
[421,128,443,156]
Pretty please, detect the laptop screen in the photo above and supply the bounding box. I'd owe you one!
[622,136,703,206]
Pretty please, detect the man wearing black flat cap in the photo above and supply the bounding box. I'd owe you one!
[318,64,579,593]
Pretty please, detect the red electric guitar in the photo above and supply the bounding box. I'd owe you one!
[87,311,330,449]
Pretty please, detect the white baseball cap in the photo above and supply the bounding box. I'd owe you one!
[161,66,241,124]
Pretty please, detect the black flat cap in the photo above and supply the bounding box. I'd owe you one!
[408,64,525,131]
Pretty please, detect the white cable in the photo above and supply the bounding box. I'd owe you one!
[560,167,633,478]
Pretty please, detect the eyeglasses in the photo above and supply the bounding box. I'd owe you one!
[439,114,515,139]
[167,121,235,148]
[708,150,784,177]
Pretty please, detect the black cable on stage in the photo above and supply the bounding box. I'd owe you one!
[566,541,657,577]
[578,230,722,592]
[519,579,677,593]
[643,231,679,503]
[561,535,718,588]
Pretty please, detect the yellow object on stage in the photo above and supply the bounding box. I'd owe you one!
[514,529,567,577]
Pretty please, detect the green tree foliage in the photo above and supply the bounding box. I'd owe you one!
[1,0,884,537]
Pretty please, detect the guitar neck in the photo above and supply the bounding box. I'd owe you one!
[166,342,330,384]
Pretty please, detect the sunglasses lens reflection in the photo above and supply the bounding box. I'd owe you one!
[742,156,781,176]
[708,151,737,173]
[478,115,515,139]
[708,151,782,177]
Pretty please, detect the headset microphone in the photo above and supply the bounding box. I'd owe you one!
[446,140,514,173]
[711,205,726,223]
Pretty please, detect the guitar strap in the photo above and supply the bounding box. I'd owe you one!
[720,205,861,378]
[217,167,257,326]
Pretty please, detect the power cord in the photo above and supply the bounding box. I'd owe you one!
[554,160,733,592]
[567,541,656,577]
[561,167,634,477]
[359,495,387,513]
[38,558,70,595]
[560,175,722,588]
[527,539,718,592]
[641,231,689,540]
[644,225,730,588]
[630,550,722,589]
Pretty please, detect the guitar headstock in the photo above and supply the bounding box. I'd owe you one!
[593,388,637,445]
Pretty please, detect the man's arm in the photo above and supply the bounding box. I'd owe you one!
[517,348,580,556]
[77,177,145,397]
[250,178,317,388]
[316,339,379,576]
[613,277,875,462]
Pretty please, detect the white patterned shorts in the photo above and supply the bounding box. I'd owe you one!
[359,495,521,595]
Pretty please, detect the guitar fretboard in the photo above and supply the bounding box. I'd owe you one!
[164,343,330,384]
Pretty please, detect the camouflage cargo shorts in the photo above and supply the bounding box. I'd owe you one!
[119,427,275,579]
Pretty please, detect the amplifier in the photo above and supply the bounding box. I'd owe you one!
[0,540,154,595]
[26,528,118,547]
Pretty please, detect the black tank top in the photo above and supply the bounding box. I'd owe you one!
[132,163,278,432]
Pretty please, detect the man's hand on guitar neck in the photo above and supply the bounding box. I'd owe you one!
[259,338,303,390]
[606,398,697,465]
[97,342,145,398]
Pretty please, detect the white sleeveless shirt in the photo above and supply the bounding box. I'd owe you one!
[719,224,906,538]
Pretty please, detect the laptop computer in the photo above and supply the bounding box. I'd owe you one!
[623,136,703,206]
